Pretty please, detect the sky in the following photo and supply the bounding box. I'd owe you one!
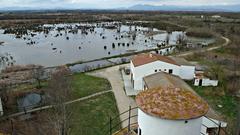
[0,0,240,9]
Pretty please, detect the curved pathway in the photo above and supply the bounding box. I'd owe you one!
[177,36,230,57]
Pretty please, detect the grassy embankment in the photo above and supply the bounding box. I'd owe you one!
[70,73,120,135]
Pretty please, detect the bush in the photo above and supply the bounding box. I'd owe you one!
[186,28,215,38]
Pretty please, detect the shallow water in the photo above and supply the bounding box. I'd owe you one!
[0,22,214,69]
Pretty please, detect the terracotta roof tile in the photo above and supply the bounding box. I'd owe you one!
[136,87,209,120]
[131,53,179,67]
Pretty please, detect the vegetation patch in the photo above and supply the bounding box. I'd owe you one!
[186,28,215,38]
[142,21,186,32]
[69,92,120,135]
[188,83,237,119]
[71,73,111,98]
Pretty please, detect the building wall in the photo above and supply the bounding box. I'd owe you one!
[194,78,218,87]
[131,61,180,90]
[138,109,203,135]
[179,65,195,80]
[201,117,227,135]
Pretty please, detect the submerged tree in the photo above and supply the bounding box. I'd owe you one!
[176,33,187,51]
[165,34,170,45]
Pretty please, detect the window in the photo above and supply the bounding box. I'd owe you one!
[164,69,166,72]
[159,69,161,72]
[169,69,173,74]
[155,69,157,72]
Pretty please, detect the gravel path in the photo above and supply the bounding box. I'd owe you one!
[88,65,138,128]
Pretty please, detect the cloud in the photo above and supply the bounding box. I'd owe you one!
[0,0,239,8]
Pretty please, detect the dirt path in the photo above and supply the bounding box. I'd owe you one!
[88,65,138,128]
[177,36,230,57]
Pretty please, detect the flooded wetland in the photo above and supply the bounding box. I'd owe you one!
[0,22,214,69]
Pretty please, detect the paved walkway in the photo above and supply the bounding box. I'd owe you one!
[121,69,140,96]
[88,65,138,128]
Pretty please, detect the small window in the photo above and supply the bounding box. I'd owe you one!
[159,69,161,72]
[164,69,167,72]
[169,69,173,74]
[155,70,157,72]
[185,121,188,124]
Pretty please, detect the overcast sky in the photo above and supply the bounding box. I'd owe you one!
[0,0,240,9]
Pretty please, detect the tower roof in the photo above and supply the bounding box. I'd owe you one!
[136,87,209,120]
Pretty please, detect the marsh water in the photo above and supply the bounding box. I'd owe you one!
[0,22,214,69]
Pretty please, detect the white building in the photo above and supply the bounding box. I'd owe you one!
[130,53,195,90]
[194,77,218,87]
[136,87,209,135]
[212,15,221,18]
[194,70,218,87]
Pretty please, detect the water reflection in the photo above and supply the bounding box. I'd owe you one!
[0,22,214,69]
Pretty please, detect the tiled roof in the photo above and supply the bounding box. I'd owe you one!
[169,56,194,66]
[131,53,179,67]
[143,72,193,91]
[136,87,209,120]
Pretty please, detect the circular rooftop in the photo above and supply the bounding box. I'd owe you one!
[136,87,209,120]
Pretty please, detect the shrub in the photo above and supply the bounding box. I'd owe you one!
[186,28,215,38]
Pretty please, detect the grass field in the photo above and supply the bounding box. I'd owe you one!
[187,82,237,119]
[71,73,111,98]
[69,73,120,135]
[69,92,120,135]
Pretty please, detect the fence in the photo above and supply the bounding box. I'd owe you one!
[102,106,138,135]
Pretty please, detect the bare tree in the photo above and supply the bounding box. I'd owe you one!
[45,66,73,135]
[176,33,187,51]
[165,33,170,45]
[31,66,44,89]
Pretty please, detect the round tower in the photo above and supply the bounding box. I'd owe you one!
[136,87,209,135]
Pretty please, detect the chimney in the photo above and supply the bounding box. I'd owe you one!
[149,53,153,58]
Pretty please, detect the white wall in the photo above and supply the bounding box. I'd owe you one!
[179,65,195,80]
[138,109,203,135]
[194,78,218,87]
[201,117,227,135]
[132,61,180,90]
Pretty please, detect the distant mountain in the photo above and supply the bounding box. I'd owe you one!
[127,4,240,12]
[0,4,239,12]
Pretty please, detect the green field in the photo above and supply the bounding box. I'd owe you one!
[71,73,112,98]
[69,73,120,135]
[69,92,120,135]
